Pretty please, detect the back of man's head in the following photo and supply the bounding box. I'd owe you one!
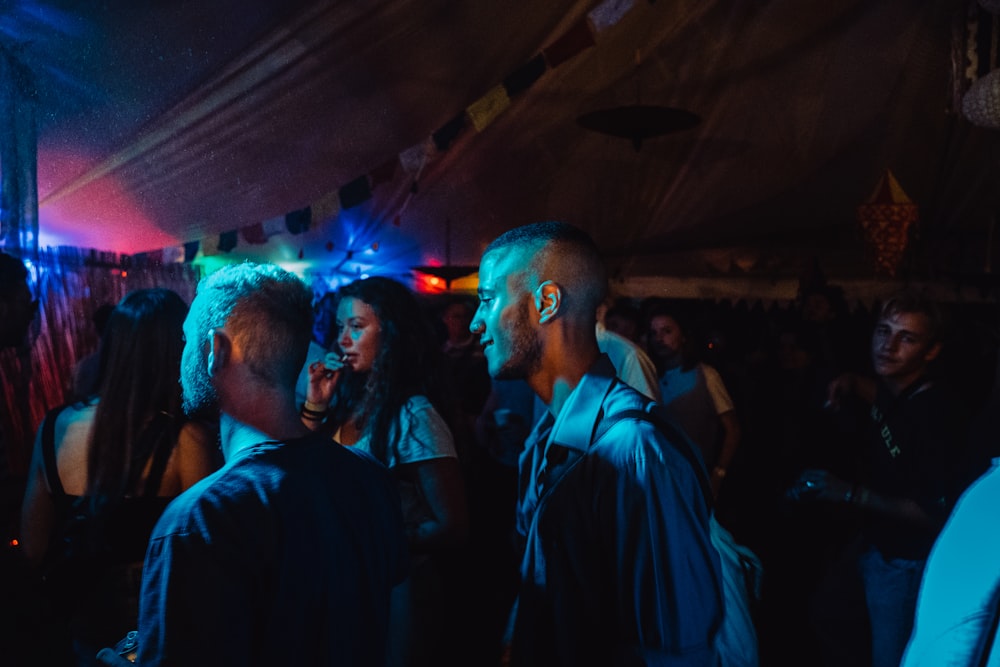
[195,262,313,390]
[484,221,607,323]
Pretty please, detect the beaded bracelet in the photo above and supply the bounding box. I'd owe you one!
[301,403,328,422]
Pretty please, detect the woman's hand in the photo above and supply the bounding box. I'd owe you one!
[306,352,345,407]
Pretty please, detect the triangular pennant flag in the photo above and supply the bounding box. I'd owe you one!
[543,17,595,67]
[369,158,398,188]
[200,235,221,256]
[432,112,466,152]
[399,140,431,175]
[183,240,200,262]
[147,249,165,264]
[588,0,635,33]
[162,245,185,263]
[285,207,312,234]
[132,252,149,266]
[241,222,268,245]
[218,230,238,253]
[467,84,511,132]
[503,54,547,97]
[262,216,286,238]
[339,176,372,210]
[311,191,340,225]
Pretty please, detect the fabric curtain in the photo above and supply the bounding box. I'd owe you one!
[0,248,200,477]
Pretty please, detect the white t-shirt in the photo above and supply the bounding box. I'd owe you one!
[339,395,457,468]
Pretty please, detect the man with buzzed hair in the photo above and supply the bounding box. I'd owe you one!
[471,222,722,666]
[121,262,407,667]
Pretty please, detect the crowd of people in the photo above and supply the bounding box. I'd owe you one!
[2,219,1000,665]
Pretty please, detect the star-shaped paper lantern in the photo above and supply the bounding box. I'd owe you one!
[857,170,918,277]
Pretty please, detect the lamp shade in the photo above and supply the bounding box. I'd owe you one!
[962,69,1000,128]
[857,170,918,277]
[577,105,700,151]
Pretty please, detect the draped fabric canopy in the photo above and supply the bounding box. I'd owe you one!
[3,0,1000,286]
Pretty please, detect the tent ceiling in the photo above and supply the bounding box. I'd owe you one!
[4,0,1000,284]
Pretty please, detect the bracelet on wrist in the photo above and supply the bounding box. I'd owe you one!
[303,400,330,413]
[301,403,329,421]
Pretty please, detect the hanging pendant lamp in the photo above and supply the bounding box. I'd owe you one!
[576,49,700,151]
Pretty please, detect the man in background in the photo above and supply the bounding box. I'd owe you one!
[792,289,972,667]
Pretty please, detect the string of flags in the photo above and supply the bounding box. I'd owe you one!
[129,0,640,268]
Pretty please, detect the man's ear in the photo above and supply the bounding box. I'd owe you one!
[923,341,942,364]
[207,328,232,377]
[534,281,561,324]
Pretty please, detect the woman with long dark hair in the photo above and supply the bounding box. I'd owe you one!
[304,276,468,666]
[20,288,218,665]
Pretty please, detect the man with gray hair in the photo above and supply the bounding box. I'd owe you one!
[122,263,407,666]
[471,222,722,666]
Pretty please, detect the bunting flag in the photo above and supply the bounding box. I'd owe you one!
[588,0,635,33]
[339,176,372,210]
[183,240,200,262]
[120,4,634,266]
[162,245,185,263]
[399,140,432,175]
[432,112,466,151]
[504,54,548,97]
[310,191,340,225]
[261,215,286,238]
[200,234,221,256]
[543,17,595,67]
[467,84,511,132]
[131,252,148,266]
[285,206,312,234]
[218,230,238,253]
[369,158,397,188]
[241,222,268,245]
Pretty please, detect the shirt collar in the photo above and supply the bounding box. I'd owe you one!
[547,354,618,453]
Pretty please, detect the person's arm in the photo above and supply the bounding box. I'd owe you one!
[597,422,722,662]
[19,426,55,568]
[826,371,877,409]
[394,400,469,551]
[901,466,1000,667]
[791,468,937,528]
[702,365,740,494]
[400,457,469,551]
[300,352,343,430]
[712,410,741,496]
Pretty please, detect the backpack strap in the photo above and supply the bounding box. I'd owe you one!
[41,405,70,498]
[596,402,715,510]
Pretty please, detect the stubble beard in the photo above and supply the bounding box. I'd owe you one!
[181,351,219,417]
[493,308,543,381]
